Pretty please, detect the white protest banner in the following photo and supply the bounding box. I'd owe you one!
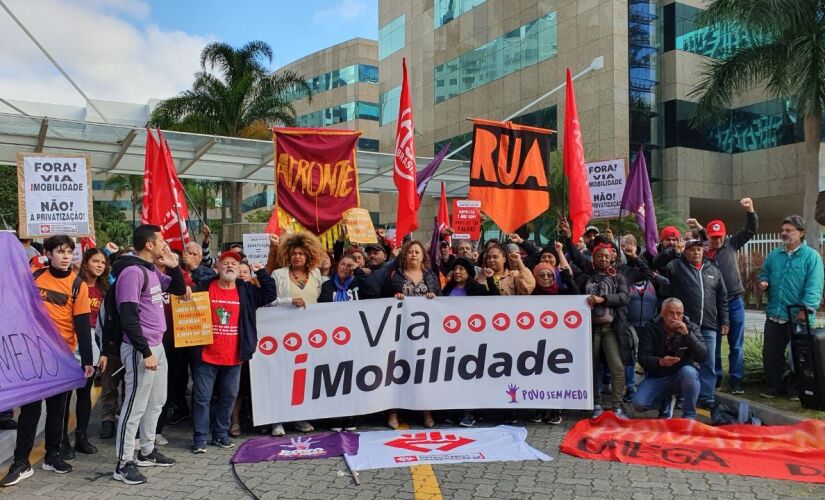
[344,426,552,470]
[585,158,626,219]
[243,233,270,266]
[17,153,94,238]
[250,296,593,425]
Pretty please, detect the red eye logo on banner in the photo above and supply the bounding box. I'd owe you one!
[443,315,461,334]
[283,332,303,351]
[467,314,486,332]
[492,312,510,331]
[332,326,351,345]
[564,311,583,329]
[308,329,327,349]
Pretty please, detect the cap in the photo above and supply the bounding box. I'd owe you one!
[452,257,476,279]
[706,220,726,237]
[584,226,600,235]
[782,215,807,231]
[684,239,704,249]
[218,250,243,262]
[364,243,385,253]
[659,226,681,241]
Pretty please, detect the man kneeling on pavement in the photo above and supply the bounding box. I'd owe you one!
[632,298,708,420]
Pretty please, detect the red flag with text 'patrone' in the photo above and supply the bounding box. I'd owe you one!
[393,58,418,246]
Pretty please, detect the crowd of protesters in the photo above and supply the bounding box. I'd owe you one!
[2,196,824,487]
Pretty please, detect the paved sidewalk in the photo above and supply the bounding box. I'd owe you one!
[2,406,824,499]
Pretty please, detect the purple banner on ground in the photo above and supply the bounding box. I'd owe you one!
[231,432,360,464]
[0,232,85,412]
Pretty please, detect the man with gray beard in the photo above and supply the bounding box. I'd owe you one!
[190,251,275,453]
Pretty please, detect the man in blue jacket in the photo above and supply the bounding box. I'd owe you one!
[758,215,824,399]
[190,251,276,453]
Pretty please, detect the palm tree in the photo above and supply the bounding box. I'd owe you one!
[104,174,143,226]
[150,41,312,223]
[182,179,220,225]
[690,0,824,247]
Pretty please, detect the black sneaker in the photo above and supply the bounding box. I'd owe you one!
[136,448,176,467]
[100,421,115,439]
[192,443,207,454]
[167,408,191,425]
[622,388,636,404]
[729,382,745,395]
[74,432,98,455]
[0,461,33,487]
[42,454,72,474]
[760,388,781,399]
[210,437,234,449]
[544,410,563,425]
[113,461,145,485]
[343,417,357,432]
[60,437,75,461]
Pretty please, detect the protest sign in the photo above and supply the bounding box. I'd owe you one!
[17,153,95,238]
[243,233,271,266]
[345,426,551,470]
[250,296,593,425]
[585,158,626,219]
[0,232,85,412]
[232,432,359,464]
[171,292,213,347]
[451,200,481,240]
[343,208,378,244]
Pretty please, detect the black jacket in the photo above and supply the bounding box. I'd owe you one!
[699,211,758,299]
[389,268,443,296]
[318,267,379,302]
[638,315,707,378]
[443,276,500,296]
[194,269,276,363]
[367,260,394,298]
[662,256,729,331]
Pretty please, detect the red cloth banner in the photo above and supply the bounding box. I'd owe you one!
[560,412,825,483]
[451,200,481,240]
[562,68,592,243]
[142,129,191,251]
[273,127,361,235]
[393,58,418,245]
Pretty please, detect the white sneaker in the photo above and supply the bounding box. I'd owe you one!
[294,421,314,433]
[271,424,285,437]
[155,434,169,446]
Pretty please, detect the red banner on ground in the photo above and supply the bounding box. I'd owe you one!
[560,412,825,483]
[273,127,361,235]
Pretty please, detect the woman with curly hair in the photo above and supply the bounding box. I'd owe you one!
[269,232,325,436]
[387,240,441,429]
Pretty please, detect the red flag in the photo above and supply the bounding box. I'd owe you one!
[393,58,418,246]
[80,236,96,252]
[562,68,592,243]
[437,182,450,246]
[142,129,191,251]
[265,205,282,236]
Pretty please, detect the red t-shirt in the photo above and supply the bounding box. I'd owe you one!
[202,281,241,366]
[88,284,105,328]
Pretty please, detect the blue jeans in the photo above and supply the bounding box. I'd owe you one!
[699,329,717,404]
[624,349,637,392]
[716,296,745,385]
[192,361,242,446]
[632,365,700,419]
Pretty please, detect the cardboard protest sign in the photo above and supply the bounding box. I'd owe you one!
[171,292,213,347]
[451,200,481,240]
[585,158,627,219]
[343,208,378,244]
[250,296,593,425]
[17,153,94,238]
[243,233,271,266]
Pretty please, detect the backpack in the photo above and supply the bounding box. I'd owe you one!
[33,268,84,305]
[99,266,149,356]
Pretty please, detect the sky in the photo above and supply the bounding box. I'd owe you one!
[0,0,378,108]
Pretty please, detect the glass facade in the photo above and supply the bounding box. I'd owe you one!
[242,190,275,213]
[358,138,379,151]
[98,200,131,210]
[629,0,660,173]
[662,2,764,59]
[663,99,804,153]
[433,11,557,104]
[434,106,558,160]
[434,0,487,28]
[379,85,401,125]
[285,64,378,102]
[379,15,405,60]
[296,101,379,127]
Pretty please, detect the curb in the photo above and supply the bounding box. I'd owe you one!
[715,392,805,425]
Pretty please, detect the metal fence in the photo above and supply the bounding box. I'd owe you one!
[738,233,825,276]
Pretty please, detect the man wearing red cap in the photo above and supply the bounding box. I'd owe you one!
[686,198,758,395]
[190,251,275,453]
[643,225,685,273]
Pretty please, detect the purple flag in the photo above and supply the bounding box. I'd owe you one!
[416,142,451,201]
[231,432,359,464]
[0,233,85,412]
[621,147,659,256]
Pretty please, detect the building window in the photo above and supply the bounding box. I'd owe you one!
[379,15,405,60]
[242,191,275,213]
[663,99,804,153]
[285,64,379,102]
[662,2,765,59]
[434,0,487,29]
[379,85,401,125]
[358,138,380,151]
[295,101,379,127]
[629,1,660,154]
[98,200,131,210]
[433,11,557,104]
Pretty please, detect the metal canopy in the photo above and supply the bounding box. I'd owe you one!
[0,112,470,196]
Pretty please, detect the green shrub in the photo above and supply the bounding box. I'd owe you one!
[742,330,764,384]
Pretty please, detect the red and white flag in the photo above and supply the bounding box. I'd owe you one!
[437,182,450,246]
[393,58,418,246]
[142,128,191,251]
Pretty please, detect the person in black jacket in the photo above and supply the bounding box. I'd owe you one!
[632,298,708,419]
[661,239,729,408]
[190,251,276,454]
[443,257,498,296]
[319,254,378,302]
